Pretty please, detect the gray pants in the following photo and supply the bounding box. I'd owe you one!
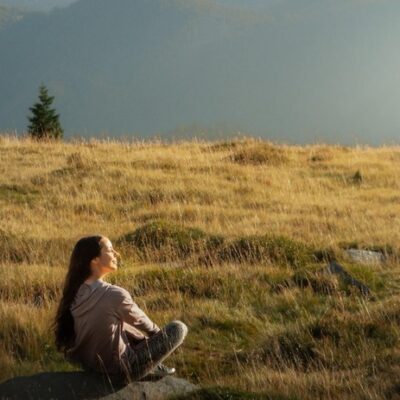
[120,320,188,382]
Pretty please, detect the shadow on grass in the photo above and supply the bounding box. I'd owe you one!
[172,386,296,400]
[0,371,199,400]
[0,371,127,400]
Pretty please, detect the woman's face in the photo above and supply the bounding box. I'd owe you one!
[91,237,120,276]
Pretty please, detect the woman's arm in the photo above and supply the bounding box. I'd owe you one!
[117,290,160,336]
[124,322,146,344]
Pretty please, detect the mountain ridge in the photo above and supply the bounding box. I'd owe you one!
[1,0,399,143]
[0,0,266,138]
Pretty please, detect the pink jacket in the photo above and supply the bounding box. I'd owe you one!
[66,279,160,375]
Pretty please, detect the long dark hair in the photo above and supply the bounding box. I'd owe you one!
[53,235,103,355]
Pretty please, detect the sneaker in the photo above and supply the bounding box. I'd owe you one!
[152,363,176,377]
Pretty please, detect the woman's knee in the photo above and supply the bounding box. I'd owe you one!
[171,320,188,336]
[165,320,188,341]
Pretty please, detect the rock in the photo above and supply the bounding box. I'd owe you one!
[0,371,198,400]
[345,249,384,265]
[327,261,372,297]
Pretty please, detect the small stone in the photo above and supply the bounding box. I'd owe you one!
[345,249,384,265]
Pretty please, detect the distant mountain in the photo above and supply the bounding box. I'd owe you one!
[0,1,76,12]
[1,0,276,138]
[1,0,398,143]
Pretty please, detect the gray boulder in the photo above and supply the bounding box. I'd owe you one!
[0,371,198,400]
[345,249,384,265]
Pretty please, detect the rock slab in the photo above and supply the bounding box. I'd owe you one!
[0,371,198,400]
[345,249,384,265]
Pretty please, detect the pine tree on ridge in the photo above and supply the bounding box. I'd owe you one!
[27,84,63,140]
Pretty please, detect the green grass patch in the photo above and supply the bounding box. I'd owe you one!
[218,235,315,268]
[118,219,224,262]
[119,220,316,268]
[0,184,39,205]
[345,263,386,293]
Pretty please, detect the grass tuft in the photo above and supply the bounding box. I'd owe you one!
[118,219,224,262]
[219,235,315,268]
[229,142,288,166]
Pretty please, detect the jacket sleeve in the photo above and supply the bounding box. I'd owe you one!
[116,289,160,336]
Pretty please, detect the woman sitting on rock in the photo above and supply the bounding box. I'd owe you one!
[53,235,188,382]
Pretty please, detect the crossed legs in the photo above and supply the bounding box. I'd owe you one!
[120,320,188,382]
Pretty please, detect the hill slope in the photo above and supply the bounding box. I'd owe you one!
[0,137,399,399]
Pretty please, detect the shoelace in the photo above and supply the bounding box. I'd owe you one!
[156,363,175,374]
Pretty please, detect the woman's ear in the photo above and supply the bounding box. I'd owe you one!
[90,257,98,272]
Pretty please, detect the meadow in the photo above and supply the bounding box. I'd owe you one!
[0,134,399,399]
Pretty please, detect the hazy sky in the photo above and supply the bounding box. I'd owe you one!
[0,0,76,11]
[209,0,400,144]
[1,0,400,144]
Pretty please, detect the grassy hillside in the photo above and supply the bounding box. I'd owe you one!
[0,135,399,399]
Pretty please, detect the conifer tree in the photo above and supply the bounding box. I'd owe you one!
[27,84,63,140]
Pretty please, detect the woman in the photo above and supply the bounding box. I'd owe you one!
[53,235,188,383]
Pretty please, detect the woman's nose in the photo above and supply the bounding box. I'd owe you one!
[114,250,121,258]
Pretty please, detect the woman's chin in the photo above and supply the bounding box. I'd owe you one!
[104,264,117,273]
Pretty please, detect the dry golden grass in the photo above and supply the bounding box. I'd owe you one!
[0,134,399,399]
